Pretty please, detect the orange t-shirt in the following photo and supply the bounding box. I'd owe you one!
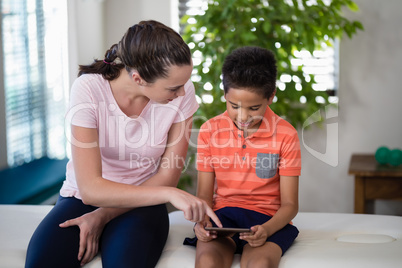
[196,106,301,217]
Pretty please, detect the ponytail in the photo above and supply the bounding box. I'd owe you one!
[78,44,125,80]
[78,20,191,83]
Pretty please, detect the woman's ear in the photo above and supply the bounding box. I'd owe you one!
[131,71,145,86]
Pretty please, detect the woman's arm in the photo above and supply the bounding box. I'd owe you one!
[72,118,189,208]
[71,116,218,220]
[65,116,221,265]
[74,117,193,227]
[140,116,192,187]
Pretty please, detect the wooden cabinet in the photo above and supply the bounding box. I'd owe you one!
[348,154,402,214]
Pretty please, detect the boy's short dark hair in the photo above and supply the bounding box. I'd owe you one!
[222,46,277,100]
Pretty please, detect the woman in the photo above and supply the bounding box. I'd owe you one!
[25,20,221,268]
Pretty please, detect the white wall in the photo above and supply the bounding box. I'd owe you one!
[299,0,402,215]
[103,0,178,49]
[67,0,177,85]
[67,0,106,81]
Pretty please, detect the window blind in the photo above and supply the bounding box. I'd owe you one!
[1,0,68,167]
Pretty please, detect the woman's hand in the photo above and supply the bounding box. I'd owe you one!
[169,188,222,228]
[194,221,217,242]
[239,225,268,248]
[59,209,107,266]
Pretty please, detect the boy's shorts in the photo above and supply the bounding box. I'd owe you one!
[183,207,299,255]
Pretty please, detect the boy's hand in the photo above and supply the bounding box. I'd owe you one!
[239,225,268,247]
[194,221,218,242]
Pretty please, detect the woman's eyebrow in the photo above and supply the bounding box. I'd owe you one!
[167,84,184,90]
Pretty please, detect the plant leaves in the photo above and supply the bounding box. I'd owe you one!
[180,0,363,129]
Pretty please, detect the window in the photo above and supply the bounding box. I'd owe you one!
[178,0,208,32]
[1,0,69,167]
[179,0,339,105]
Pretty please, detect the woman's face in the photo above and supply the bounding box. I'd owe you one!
[140,64,193,104]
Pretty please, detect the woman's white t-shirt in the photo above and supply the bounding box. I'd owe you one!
[60,74,199,199]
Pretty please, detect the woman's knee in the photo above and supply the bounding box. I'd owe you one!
[25,219,81,268]
[25,197,95,268]
[100,204,169,268]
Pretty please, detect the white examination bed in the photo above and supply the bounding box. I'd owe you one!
[1,205,401,268]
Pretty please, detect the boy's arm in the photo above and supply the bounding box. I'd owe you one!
[197,171,216,216]
[193,171,218,241]
[261,175,299,236]
[240,175,299,247]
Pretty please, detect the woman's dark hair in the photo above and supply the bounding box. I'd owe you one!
[222,46,277,100]
[78,20,192,82]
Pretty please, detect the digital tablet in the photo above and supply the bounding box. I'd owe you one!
[204,227,252,236]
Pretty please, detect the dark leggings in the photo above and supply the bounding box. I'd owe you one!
[25,196,169,268]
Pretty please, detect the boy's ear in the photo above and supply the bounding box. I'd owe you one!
[267,90,277,105]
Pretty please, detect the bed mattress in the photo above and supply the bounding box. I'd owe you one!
[0,205,401,268]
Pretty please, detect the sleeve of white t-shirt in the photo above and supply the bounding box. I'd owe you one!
[173,79,199,123]
[66,75,98,129]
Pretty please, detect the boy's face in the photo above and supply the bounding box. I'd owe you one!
[225,88,275,132]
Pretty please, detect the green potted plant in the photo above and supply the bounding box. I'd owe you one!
[181,0,363,128]
[177,0,363,190]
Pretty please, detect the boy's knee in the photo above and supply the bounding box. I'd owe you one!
[242,252,281,268]
[196,251,227,268]
[243,257,273,268]
[196,252,217,268]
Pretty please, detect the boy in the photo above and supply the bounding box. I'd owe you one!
[184,46,301,268]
